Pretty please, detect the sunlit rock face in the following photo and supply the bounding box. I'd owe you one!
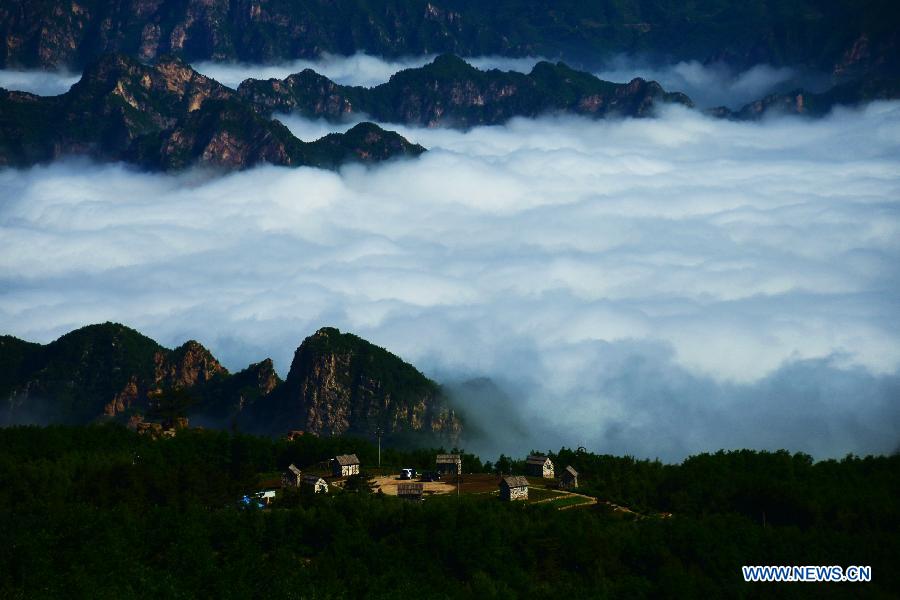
[267,327,461,441]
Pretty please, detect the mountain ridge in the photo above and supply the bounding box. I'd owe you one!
[0,322,462,445]
[708,76,900,119]
[238,53,693,127]
[0,53,425,170]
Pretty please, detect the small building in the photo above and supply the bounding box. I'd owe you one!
[282,463,303,488]
[302,475,329,494]
[559,465,579,490]
[397,482,424,501]
[435,453,462,476]
[499,475,529,501]
[525,454,554,479]
[332,454,361,478]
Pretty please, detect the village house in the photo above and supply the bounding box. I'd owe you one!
[282,464,303,488]
[499,475,529,501]
[435,453,462,475]
[525,454,554,479]
[302,475,329,494]
[257,489,277,506]
[397,482,424,501]
[559,465,579,490]
[332,454,361,477]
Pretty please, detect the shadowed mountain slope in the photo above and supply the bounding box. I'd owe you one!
[238,54,693,127]
[2,0,898,83]
[0,54,425,170]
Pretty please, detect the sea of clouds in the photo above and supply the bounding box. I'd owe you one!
[592,55,827,109]
[1,55,899,461]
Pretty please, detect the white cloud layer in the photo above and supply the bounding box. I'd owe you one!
[192,52,543,89]
[0,69,80,96]
[2,101,900,461]
[594,55,826,109]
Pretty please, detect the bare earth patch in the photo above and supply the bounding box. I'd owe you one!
[372,475,456,496]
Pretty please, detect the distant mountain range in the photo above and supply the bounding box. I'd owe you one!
[708,77,900,119]
[238,53,692,127]
[0,52,695,170]
[0,323,462,444]
[2,0,898,82]
[2,51,897,171]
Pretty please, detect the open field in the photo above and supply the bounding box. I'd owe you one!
[369,471,601,511]
[279,465,611,512]
[525,487,567,503]
[372,475,456,496]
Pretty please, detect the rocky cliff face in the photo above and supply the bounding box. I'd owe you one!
[1,323,462,445]
[0,322,261,425]
[101,340,226,417]
[239,54,693,127]
[708,77,900,120]
[2,0,897,83]
[264,328,461,443]
[0,53,425,170]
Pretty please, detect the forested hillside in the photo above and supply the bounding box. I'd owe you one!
[1,425,896,597]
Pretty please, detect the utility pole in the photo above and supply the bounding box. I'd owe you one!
[376,427,383,471]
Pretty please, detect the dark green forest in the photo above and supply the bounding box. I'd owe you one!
[1,425,897,598]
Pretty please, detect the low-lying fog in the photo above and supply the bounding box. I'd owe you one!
[1,55,898,461]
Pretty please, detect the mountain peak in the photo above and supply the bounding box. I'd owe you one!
[428,53,476,72]
[55,321,162,349]
[0,56,427,171]
[268,327,460,439]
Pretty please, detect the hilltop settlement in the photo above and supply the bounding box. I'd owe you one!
[243,450,592,510]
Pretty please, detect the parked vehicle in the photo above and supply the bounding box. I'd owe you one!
[240,489,276,509]
[400,467,416,480]
[419,471,442,482]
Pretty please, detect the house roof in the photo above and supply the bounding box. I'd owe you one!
[335,454,360,466]
[501,475,529,488]
[287,464,302,476]
[436,453,461,463]
[397,482,424,495]
[526,455,551,465]
[564,465,578,477]
[302,475,325,485]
